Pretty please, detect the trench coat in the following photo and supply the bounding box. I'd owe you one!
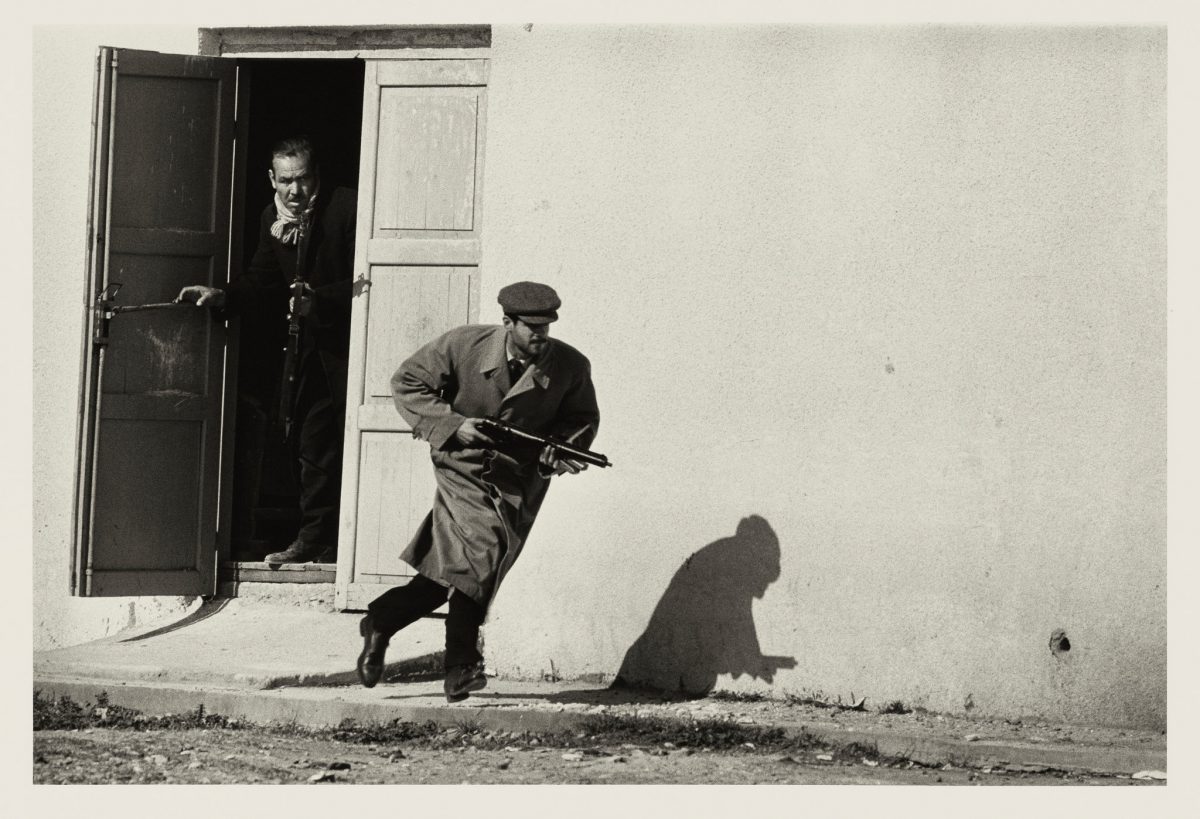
[392,324,600,606]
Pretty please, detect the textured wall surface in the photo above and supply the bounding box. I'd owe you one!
[32,24,1166,728]
[478,25,1166,729]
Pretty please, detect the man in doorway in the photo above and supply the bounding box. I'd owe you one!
[177,135,356,564]
[356,282,600,702]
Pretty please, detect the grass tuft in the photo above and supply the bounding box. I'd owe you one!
[576,713,823,752]
[34,692,241,732]
[322,718,443,745]
[708,690,768,703]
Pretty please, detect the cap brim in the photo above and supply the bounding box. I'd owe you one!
[513,312,558,324]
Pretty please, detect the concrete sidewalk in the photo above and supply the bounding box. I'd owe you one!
[34,599,1167,777]
[35,597,446,689]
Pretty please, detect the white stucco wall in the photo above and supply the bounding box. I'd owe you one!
[31,23,1167,728]
[32,27,202,650]
[478,25,1166,729]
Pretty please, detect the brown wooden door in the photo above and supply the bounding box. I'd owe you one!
[336,58,488,609]
[73,48,236,596]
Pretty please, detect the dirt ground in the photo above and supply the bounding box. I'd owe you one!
[31,687,1169,786]
[33,725,1155,786]
[509,687,1168,753]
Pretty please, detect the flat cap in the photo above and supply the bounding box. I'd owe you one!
[498,281,561,323]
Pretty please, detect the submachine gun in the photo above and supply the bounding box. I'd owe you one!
[278,215,313,439]
[477,418,612,469]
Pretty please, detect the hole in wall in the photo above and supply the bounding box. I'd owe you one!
[1049,629,1071,657]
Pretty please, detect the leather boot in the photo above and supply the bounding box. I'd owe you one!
[264,540,329,565]
[444,662,488,702]
[356,615,390,688]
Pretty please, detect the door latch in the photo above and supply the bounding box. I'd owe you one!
[92,283,121,347]
[92,282,190,346]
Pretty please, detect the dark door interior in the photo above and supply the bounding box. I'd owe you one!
[227,58,364,561]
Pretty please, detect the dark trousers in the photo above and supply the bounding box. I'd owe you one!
[290,360,345,549]
[368,574,486,669]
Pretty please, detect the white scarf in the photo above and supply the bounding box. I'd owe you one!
[270,187,319,245]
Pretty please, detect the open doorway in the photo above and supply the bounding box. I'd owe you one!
[227,57,364,565]
[73,38,489,600]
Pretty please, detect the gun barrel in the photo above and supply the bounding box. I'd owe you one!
[549,441,611,468]
[479,419,611,468]
[279,329,301,433]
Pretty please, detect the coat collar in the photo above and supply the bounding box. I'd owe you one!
[479,325,553,395]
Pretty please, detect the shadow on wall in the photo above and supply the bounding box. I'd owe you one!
[613,515,795,697]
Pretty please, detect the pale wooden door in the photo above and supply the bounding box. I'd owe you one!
[73,48,236,596]
[336,58,489,610]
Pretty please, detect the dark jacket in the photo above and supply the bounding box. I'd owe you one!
[224,186,357,404]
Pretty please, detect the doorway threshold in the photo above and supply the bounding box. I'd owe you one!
[221,560,335,583]
[218,561,335,598]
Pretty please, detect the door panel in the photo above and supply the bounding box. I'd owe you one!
[375,89,482,232]
[109,75,224,231]
[337,59,488,608]
[364,266,474,403]
[73,47,235,597]
[93,420,204,570]
[353,433,437,580]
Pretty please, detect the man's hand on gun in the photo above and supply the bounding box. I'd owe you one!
[539,445,587,476]
[288,282,314,317]
[454,418,498,448]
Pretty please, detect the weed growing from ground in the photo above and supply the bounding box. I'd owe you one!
[32,692,88,730]
[708,690,768,703]
[838,740,882,760]
[321,718,443,745]
[783,692,840,709]
[34,692,242,732]
[575,712,822,752]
